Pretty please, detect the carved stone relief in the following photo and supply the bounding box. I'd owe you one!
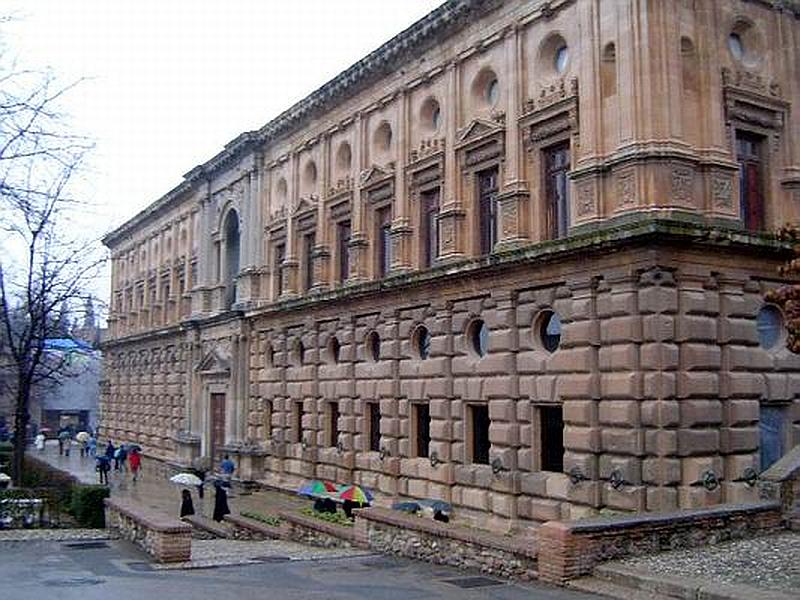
[670,167,694,204]
[576,180,596,217]
[439,218,455,253]
[711,174,733,209]
[616,169,636,207]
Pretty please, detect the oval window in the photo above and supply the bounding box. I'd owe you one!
[538,311,562,353]
[467,319,489,357]
[757,305,784,350]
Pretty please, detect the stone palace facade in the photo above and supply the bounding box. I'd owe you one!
[101,0,800,529]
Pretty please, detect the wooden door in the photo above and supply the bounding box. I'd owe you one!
[210,393,226,463]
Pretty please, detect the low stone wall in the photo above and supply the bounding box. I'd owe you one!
[279,510,358,548]
[354,508,538,579]
[759,445,800,518]
[537,501,783,584]
[104,497,191,563]
[224,513,284,541]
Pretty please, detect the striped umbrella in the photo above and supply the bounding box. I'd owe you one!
[297,480,339,499]
[337,484,374,505]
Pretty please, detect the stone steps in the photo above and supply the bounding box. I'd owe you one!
[183,514,233,539]
[567,576,675,600]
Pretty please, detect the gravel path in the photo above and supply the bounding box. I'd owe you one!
[0,528,115,542]
[617,532,800,595]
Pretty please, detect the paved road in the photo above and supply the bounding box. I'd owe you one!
[0,537,601,600]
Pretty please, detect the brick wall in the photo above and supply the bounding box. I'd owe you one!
[104,497,191,563]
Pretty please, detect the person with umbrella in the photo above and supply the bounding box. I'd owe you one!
[180,489,195,518]
[96,454,111,485]
[59,429,72,457]
[213,480,230,522]
[76,431,90,458]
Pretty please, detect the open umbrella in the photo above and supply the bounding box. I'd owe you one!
[297,480,338,498]
[0,473,10,482]
[170,472,203,487]
[75,432,90,442]
[337,484,373,505]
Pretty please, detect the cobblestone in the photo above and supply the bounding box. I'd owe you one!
[152,538,371,570]
[617,532,800,595]
[0,528,115,542]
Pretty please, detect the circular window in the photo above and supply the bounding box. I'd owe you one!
[757,305,784,350]
[327,336,341,364]
[537,310,562,353]
[336,142,352,172]
[467,319,489,358]
[366,331,381,362]
[554,44,569,73]
[292,339,305,366]
[413,326,431,360]
[420,98,441,133]
[728,32,744,60]
[374,122,393,154]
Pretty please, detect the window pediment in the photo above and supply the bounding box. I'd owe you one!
[196,346,231,375]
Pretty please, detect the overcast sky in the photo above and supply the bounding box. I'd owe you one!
[2,0,443,235]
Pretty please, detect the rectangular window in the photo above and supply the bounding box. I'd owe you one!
[274,243,285,297]
[366,402,381,452]
[292,400,304,444]
[412,403,431,458]
[337,221,351,283]
[477,167,498,254]
[377,207,392,277]
[538,405,564,472]
[327,402,339,448]
[736,132,765,232]
[543,143,570,239]
[759,404,786,471]
[469,404,490,465]
[303,232,316,292]
[263,400,272,440]
[420,188,440,268]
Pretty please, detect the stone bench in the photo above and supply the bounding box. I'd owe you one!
[104,497,191,563]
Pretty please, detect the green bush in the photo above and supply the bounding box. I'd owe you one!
[68,485,109,528]
[240,510,282,527]
[300,506,354,527]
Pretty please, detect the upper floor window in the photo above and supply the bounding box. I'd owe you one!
[337,221,351,283]
[543,143,570,239]
[223,210,240,309]
[737,131,765,232]
[477,167,498,255]
[274,243,285,297]
[377,207,392,277]
[420,188,439,268]
[303,232,316,292]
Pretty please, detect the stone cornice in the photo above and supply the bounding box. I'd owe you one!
[103,0,502,250]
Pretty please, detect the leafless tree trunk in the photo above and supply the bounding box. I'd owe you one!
[0,55,102,486]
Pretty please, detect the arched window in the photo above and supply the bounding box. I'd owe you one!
[224,210,240,309]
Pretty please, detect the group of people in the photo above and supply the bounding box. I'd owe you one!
[95,440,141,485]
[33,428,99,459]
[179,454,235,522]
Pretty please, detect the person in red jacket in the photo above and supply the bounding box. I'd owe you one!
[129,447,142,482]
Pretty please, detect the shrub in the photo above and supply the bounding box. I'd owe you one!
[68,485,109,528]
[300,506,353,527]
[240,510,282,527]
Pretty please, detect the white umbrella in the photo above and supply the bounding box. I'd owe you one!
[75,432,90,442]
[169,473,202,486]
[0,473,10,482]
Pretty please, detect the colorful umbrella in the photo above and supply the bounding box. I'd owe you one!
[337,484,373,505]
[297,480,339,499]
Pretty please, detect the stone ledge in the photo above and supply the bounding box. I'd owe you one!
[278,510,357,545]
[356,507,537,558]
[104,497,191,534]
[224,513,285,540]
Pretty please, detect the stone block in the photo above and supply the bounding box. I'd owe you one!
[599,455,642,484]
[719,427,758,453]
[644,430,678,455]
[535,375,557,402]
[679,399,722,427]
[555,374,595,400]
[677,429,720,456]
[600,372,642,399]
[407,478,428,499]
[548,346,594,372]
[646,486,678,511]
[641,400,680,427]
[599,400,640,426]
[561,320,598,347]
[599,344,638,371]
[602,485,646,511]
[429,420,452,441]
[680,344,721,370]
[640,343,679,370]
[721,373,765,399]
[643,372,676,400]
[726,345,771,370]
[641,314,675,342]
[642,457,681,485]
[567,480,601,506]
[527,498,562,521]
[723,453,758,480]
[639,286,678,314]
[545,473,570,500]
[677,372,718,398]
[519,472,548,496]
[563,425,601,452]
[601,428,644,455]
[488,398,515,421]
[460,487,490,511]
[600,316,642,344]
[718,317,757,344]
[490,493,515,517]
[597,290,637,318]
[678,485,722,509]
[681,456,723,485]
[676,316,717,343]
[679,289,719,316]
[563,400,594,426]
[721,482,758,504]
[489,422,518,446]
[563,451,598,479]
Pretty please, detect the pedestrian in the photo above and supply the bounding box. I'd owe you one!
[180,489,195,518]
[34,432,45,453]
[117,444,128,472]
[79,436,88,458]
[57,429,65,455]
[61,430,72,457]
[194,466,207,500]
[88,435,97,457]
[220,454,235,485]
[96,455,111,485]
[129,447,141,482]
[105,440,115,461]
[212,481,230,522]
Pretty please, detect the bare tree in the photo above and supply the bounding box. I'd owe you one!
[0,50,102,485]
[765,224,800,354]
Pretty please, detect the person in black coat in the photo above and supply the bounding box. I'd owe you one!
[212,482,230,522]
[180,489,195,518]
